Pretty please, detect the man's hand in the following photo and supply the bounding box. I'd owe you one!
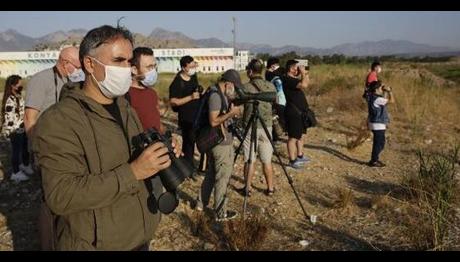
[383,86,392,92]
[191,91,200,100]
[130,142,171,180]
[229,103,241,117]
[298,65,306,75]
[171,134,183,158]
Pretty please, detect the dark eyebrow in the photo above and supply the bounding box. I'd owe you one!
[113,56,128,62]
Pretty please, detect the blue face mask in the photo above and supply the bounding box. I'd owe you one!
[140,69,158,87]
[68,68,85,83]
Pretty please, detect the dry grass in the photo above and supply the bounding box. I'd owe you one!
[189,212,269,251]
[306,61,460,154]
[401,146,460,250]
[332,187,355,209]
[221,215,270,251]
[346,120,371,150]
[370,194,391,210]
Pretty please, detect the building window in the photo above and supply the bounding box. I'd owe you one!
[25,70,27,75]
[208,66,211,72]
[222,66,224,71]
[203,66,206,72]
[216,66,219,71]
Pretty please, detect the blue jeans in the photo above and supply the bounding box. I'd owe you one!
[10,132,29,173]
[371,130,385,163]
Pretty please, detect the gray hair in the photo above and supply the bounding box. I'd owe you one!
[79,25,134,71]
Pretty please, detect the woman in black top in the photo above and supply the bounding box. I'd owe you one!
[281,60,310,169]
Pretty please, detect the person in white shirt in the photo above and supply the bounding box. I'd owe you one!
[366,81,395,167]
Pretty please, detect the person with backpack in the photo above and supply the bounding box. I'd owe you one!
[238,59,276,197]
[366,81,395,167]
[194,69,242,222]
[1,75,34,182]
[265,57,287,143]
[169,56,201,170]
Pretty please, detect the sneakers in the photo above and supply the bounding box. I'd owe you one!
[297,154,311,163]
[216,210,238,222]
[10,170,29,182]
[288,159,304,169]
[368,161,386,167]
[19,163,34,175]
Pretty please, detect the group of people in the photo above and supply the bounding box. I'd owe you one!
[0,24,394,250]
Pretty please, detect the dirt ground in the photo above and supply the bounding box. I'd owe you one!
[2,107,443,251]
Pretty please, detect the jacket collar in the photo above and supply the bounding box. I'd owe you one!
[63,82,129,122]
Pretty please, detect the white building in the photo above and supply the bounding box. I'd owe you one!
[0,51,59,78]
[0,48,251,78]
[234,50,249,71]
[153,48,235,74]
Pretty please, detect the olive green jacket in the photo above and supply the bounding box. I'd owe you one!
[242,77,276,128]
[33,83,162,250]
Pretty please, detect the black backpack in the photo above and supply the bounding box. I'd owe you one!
[191,86,227,142]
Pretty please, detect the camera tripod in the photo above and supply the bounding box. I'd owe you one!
[233,101,312,222]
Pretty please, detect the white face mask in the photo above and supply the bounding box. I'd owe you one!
[377,67,382,73]
[68,68,85,82]
[186,68,196,76]
[90,57,132,98]
[271,65,280,72]
[140,69,158,87]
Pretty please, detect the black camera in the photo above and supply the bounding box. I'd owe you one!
[196,85,204,94]
[132,128,194,214]
[228,121,244,143]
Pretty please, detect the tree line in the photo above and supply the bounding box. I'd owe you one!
[256,51,454,67]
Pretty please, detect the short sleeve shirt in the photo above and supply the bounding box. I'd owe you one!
[208,87,233,145]
[281,75,308,111]
[168,73,200,123]
[25,67,68,117]
[366,71,378,86]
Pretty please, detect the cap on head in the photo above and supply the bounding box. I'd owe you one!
[368,80,382,93]
[221,69,243,89]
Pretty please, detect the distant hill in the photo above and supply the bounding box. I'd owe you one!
[0,28,459,57]
[0,29,37,51]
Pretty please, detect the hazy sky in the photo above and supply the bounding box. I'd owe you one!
[1,11,460,49]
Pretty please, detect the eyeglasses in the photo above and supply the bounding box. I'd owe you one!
[63,59,81,69]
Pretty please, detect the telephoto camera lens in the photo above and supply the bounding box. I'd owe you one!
[133,128,194,214]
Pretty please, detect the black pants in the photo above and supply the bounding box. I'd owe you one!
[371,130,385,163]
[179,121,196,169]
[10,132,30,173]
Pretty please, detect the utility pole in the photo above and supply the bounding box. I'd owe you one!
[232,17,236,70]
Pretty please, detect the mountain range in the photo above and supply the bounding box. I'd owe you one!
[1,28,459,57]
